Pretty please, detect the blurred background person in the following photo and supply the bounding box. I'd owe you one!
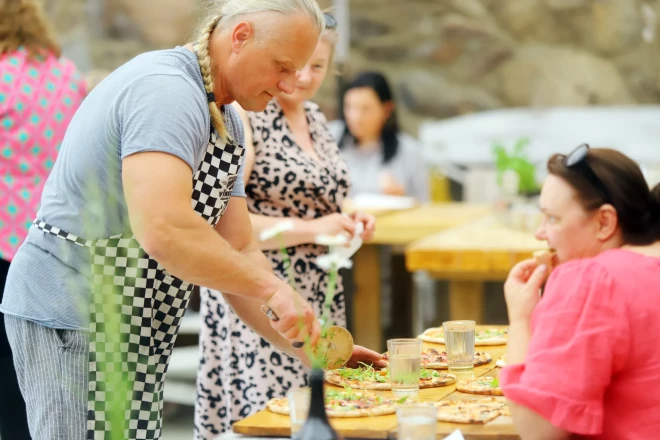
[195,13,376,437]
[331,71,429,202]
[0,0,87,438]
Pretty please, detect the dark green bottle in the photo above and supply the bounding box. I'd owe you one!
[295,368,341,440]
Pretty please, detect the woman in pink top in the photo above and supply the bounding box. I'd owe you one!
[0,1,85,438]
[501,144,660,440]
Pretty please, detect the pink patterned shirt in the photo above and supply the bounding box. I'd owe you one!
[0,48,86,261]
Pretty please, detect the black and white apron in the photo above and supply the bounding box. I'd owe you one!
[34,129,244,439]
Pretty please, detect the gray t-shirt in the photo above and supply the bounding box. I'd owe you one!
[1,47,245,330]
[328,121,429,202]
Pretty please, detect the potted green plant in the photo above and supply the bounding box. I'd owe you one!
[492,137,540,198]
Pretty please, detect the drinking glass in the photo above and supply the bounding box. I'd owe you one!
[387,338,422,396]
[397,404,437,440]
[443,320,475,373]
[288,388,310,439]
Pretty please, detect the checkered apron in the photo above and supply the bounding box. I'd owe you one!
[34,130,244,439]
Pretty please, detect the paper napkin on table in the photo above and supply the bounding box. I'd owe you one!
[442,430,465,440]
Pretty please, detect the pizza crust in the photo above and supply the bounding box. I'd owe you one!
[418,328,508,346]
[474,352,493,367]
[456,376,503,396]
[265,392,397,418]
[417,329,444,344]
[420,372,456,388]
[434,397,508,424]
[265,398,291,416]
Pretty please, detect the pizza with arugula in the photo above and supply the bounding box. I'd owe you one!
[325,363,456,390]
[456,376,503,396]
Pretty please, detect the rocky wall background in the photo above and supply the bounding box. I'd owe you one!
[43,0,660,135]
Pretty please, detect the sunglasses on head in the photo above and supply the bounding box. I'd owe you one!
[563,143,612,205]
[323,12,337,30]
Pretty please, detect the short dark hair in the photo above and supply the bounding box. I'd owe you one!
[547,147,660,245]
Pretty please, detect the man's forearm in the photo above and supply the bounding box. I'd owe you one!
[145,212,283,302]
[222,242,312,365]
[222,291,311,366]
[241,241,275,272]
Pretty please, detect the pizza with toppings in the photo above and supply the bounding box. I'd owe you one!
[456,376,503,396]
[418,327,508,346]
[325,363,456,390]
[382,349,492,369]
[434,397,509,424]
[265,388,398,418]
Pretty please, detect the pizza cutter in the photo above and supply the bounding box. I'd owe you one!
[315,325,354,370]
[260,305,354,370]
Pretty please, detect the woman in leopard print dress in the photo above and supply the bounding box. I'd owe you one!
[194,17,376,438]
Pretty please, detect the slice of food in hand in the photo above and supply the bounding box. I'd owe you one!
[456,376,503,396]
[434,397,507,424]
[533,248,557,280]
[265,387,397,418]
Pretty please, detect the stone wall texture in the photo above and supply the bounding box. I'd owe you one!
[45,0,660,135]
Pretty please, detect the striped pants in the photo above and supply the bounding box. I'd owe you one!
[5,314,88,440]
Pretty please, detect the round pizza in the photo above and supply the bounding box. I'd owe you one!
[456,376,503,396]
[382,348,492,369]
[434,397,508,424]
[265,388,397,418]
[325,364,456,390]
[496,355,507,368]
[418,327,508,346]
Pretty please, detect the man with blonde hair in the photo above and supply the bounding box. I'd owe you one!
[1,1,381,438]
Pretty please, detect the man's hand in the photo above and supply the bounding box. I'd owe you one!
[264,284,321,347]
[345,345,387,369]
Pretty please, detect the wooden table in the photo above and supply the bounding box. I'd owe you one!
[405,216,544,323]
[350,204,492,351]
[232,326,517,440]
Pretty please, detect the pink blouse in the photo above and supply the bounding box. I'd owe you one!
[500,248,660,439]
[0,48,86,261]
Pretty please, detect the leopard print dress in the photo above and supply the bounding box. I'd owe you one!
[194,100,350,438]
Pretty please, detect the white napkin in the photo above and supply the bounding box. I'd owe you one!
[332,220,364,261]
[442,430,465,440]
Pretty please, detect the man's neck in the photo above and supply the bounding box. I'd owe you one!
[184,41,233,105]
